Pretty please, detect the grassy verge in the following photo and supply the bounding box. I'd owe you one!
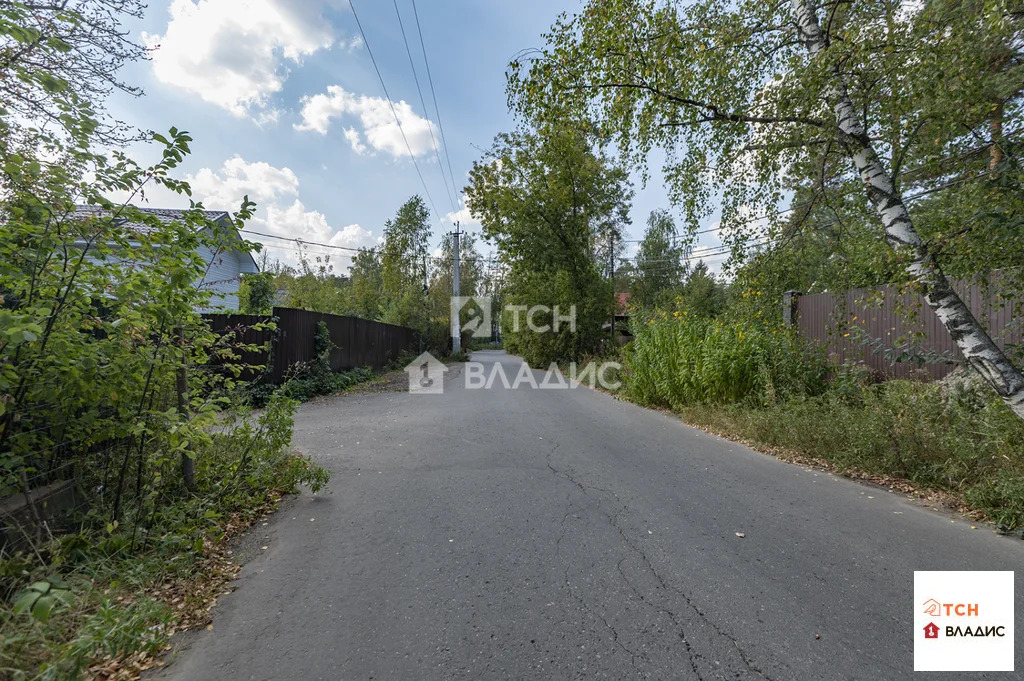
[620,312,1024,532]
[0,396,329,680]
[652,379,1024,532]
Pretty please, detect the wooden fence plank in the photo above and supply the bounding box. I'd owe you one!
[202,307,419,384]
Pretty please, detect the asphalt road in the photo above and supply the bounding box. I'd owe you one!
[154,350,1022,680]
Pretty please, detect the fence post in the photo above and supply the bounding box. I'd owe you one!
[782,290,802,326]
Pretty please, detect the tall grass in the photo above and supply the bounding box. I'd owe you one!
[621,311,1024,529]
[624,312,828,407]
[681,380,1024,529]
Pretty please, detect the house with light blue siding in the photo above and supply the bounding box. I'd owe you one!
[73,206,260,312]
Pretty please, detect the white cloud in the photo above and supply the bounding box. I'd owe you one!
[445,195,480,231]
[144,0,335,119]
[343,127,367,155]
[266,200,371,249]
[295,85,438,158]
[183,156,374,266]
[187,156,299,209]
[339,34,364,52]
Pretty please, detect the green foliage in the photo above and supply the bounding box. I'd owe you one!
[501,267,612,367]
[0,0,147,147]
[624,311,828,407]
[510,0,1024,412]
[510,0,1023,259]
[239,271,275,314]
[681,379,1024,529]
[447,350,470,363]
[630,209,687,308]
[12,579,73,624]
[1,393,331,678]
[466,126,632,365]
[248,322,378,405]
[0,3,332,676]
[280,249,348,314]
[347,248,383,320]
[675,261,729,319]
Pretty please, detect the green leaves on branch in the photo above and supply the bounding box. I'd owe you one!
[12,579,74,624]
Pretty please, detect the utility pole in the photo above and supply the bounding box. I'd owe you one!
[451,223,461,353]
[609,231,616,341]
[421,255,428,354]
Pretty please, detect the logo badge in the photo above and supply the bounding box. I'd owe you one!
[451,296,492,339]
[404,352,448,394]
[914,571,1014,671]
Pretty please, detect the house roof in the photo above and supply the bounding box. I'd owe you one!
[72,205,259,272]
[71,205,231,235]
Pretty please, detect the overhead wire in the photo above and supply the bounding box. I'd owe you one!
[410,0,461,213]
[391,0,458,215]
[349,0,447,231]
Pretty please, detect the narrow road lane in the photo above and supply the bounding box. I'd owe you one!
[155,351,1022,680]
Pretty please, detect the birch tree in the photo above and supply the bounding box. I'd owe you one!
[509,0,1024,418]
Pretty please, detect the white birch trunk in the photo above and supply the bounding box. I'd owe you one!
[792,0,1024,419]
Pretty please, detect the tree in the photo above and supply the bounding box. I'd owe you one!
[239,271,276,314]
[630,209,688,308]
[677,261,728,318]
[281,248,347,313]
[429,232,486,349]
[509,0,1024,418]
[380,196,433,329]
[347,247,383,320]
[465,125,633,365]
[0,0,147,146]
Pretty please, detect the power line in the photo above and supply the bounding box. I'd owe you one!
[410,0,461,212]
[392,0,457,215]
[240,228,367,252]
[349,0,447,231]
[242,226,500,267]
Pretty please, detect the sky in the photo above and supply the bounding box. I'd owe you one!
[108,0,729,273]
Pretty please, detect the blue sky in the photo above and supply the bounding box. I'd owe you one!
[108,0,727,271]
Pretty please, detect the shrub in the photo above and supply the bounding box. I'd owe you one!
[623,312,828,408]
[1,393,330,678]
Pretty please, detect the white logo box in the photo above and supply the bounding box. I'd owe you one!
[914,570,1014,672]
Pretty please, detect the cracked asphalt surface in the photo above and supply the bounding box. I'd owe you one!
[154,351,1023,680]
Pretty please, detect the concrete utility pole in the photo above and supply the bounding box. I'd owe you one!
[452,223,461,353]
[609,231,616,341]
[421,255,428,354]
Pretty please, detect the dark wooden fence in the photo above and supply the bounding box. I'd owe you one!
[793,278,1022,379]
[203,307,419,384]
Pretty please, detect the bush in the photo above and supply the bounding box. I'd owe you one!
[0,393,330,678]
[623,311,828,408]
